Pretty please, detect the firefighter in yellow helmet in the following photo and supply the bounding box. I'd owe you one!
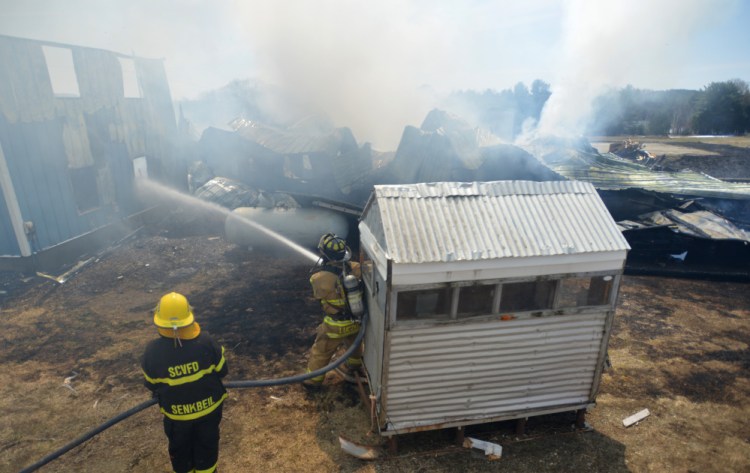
[141,292,228,473]
[303,233,365,389]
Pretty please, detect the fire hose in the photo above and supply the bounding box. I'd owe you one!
[18,312,368,473]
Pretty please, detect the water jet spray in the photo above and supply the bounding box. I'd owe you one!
[136,179,320,263]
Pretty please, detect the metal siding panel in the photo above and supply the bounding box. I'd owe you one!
[40,120,84,234]
[388,394,591,428]
[389,332,603,360]
[387,366,595,399]
[0,38,56,123]
[231,118,340,155]
[0,186,20,255]
[29,121,81,245]
[542,151,750,200]
[61,112,94,168]
[382,313,607,428]
[390,252,627,285]
[389,313,603,342]
[1,35,175,253]
[5,120,75,248]
[388,381,592,408]
[388,349,599,379]
[74,47,121,105]
[363,293,387,396]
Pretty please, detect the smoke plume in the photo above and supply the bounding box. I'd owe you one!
[535,0,739,138]
[2,1,744,148]
[231,1,559,149]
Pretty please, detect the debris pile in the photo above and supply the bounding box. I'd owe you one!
[608,138,655,163]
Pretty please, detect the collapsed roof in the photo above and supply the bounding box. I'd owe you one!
[619,207,750,281]
[195,110,749,280]
[382,110,563,185]
[527,137,750,228]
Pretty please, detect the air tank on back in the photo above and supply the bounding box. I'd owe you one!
[224,206,349,252]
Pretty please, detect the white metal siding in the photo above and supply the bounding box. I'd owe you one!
[389,251,627,285]
[382,313,607,431]
[363,289,386,394]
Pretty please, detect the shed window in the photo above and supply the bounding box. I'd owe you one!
[557,276,613,307]
[397,287,451,320]
[456,284,495,317]
[499,280,556,312]
[69,166,100,212]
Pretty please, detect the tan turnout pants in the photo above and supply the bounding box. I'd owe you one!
[306,319,363,383]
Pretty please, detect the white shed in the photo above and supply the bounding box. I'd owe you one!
[357,180,630,440]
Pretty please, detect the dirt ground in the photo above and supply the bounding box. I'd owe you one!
[1,137,750,473]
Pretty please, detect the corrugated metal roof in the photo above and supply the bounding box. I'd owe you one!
[368,180,629,264]
[231,118,337,154]
[542,150,750,200]
[619,209,750,241]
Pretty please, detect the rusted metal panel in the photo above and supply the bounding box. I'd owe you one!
[381,313,607,432]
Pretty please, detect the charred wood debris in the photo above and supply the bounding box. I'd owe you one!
[189,111,749,281]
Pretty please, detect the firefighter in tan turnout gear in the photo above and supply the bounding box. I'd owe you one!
[141,292,228,473]
[303,233,366,389]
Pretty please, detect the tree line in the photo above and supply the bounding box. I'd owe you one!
[590,79,750,136]
[449,79,750,138]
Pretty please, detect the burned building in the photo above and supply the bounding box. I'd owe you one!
[0,35,180,271]
[197,118,375,207]
[528,138,750,279]
[384,110,563,185]
[194,109,563,214]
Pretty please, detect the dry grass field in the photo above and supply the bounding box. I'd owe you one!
[1,135,749,472]
[0,222,748,473]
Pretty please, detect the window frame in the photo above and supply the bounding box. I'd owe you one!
[43,45,81,98]
[391,271,620,325]
[118,57,143,98]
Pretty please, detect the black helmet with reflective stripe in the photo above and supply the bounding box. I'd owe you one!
[318,233,351,262]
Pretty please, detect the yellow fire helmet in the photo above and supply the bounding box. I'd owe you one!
[154,292,195,329]
[318,233,351,262]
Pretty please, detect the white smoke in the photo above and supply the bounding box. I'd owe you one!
[230,1,558,149]
[535,0,739,138]
[2,0,743,148]
[229,1,444,149]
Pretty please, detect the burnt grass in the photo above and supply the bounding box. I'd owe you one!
[1,204,750,472]
[663,142,750,177]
